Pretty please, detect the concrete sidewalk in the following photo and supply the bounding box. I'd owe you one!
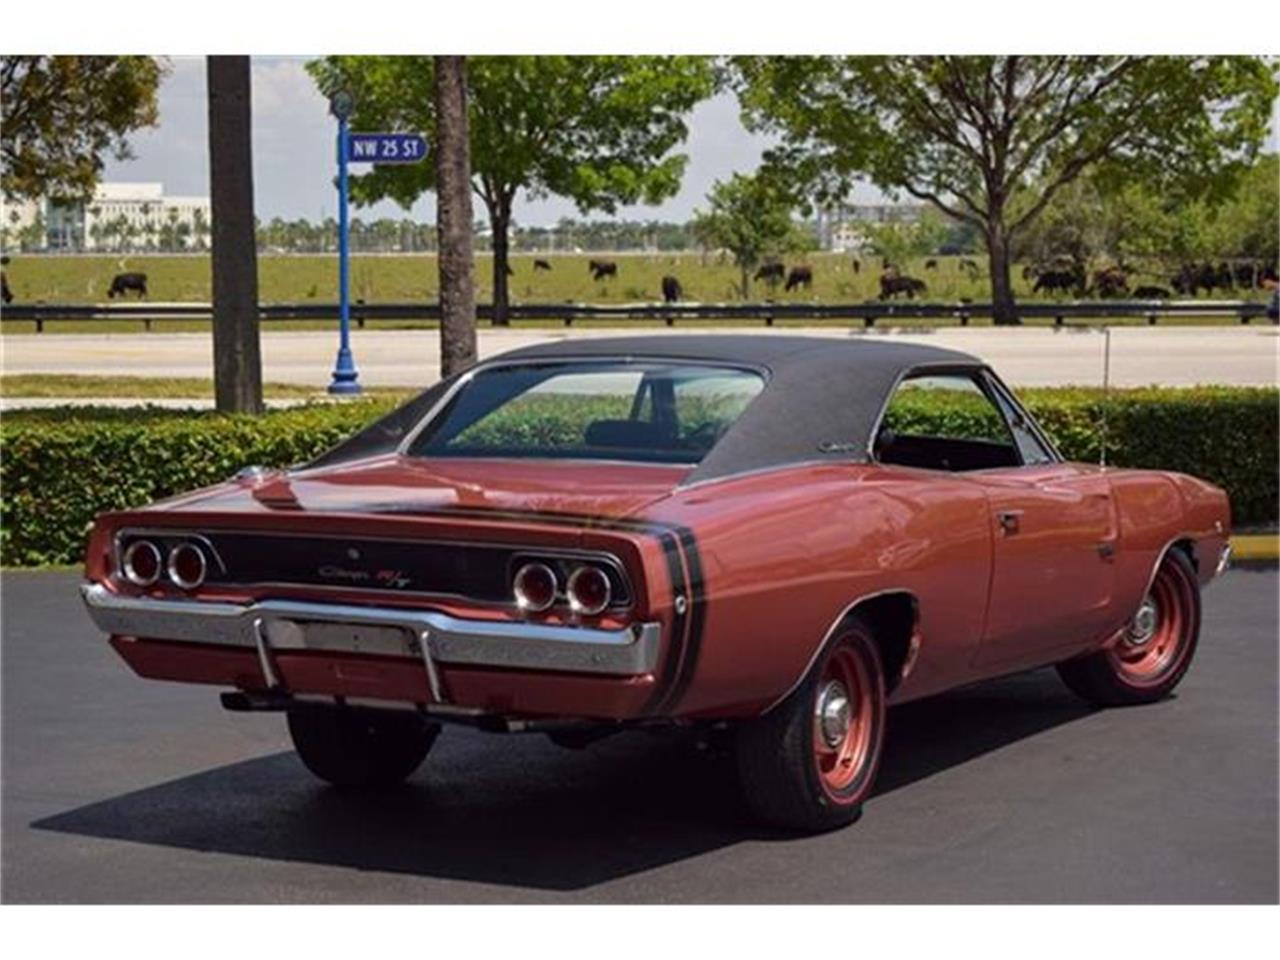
[3,325,1278,388]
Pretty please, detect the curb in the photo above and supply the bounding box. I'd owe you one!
[1231,533,1279,562]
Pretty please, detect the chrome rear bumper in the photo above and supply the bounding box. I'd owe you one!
[80,583,662,678]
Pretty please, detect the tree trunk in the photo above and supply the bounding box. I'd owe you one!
[740,266,750,300]
[490,193,512,327]
[206,55,263,413]
[986,222,1021,326]
[434,56,477,378]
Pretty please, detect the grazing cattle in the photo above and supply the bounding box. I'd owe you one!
[754,261,785,284]
[924,259,938,270]
[1032,269,1083,296]
[1091,267,1130,299]
[661,275,683,304]
[1132,285,1171,300]
[107,272,148,299]
[588,259,618,281]
[784,266,813,292]
[958,258,980,277]
[851,258,861,274]
[533,259,552,271]
[879,274,927,299]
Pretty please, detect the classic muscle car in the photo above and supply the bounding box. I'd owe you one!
[81,336,1231,831]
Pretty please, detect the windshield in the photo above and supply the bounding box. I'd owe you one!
[406,361,766,464]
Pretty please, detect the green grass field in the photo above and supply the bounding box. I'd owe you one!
[7,252,1270,306]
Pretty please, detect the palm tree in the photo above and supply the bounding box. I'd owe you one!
[206,55,263,413]
[435,56,477,375]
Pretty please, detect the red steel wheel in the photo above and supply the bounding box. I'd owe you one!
[737,615,887,832]
[1057,547,1201,707]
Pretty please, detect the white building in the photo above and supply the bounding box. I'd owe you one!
[43,182,212,251]
[816,203,924,252]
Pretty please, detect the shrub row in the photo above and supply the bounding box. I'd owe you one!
[1,386,1275,567]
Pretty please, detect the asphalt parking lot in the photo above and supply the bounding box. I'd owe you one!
[2,568,1276,904]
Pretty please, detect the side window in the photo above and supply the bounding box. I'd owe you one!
[876,373,1019,472]
[984,375,1056,466]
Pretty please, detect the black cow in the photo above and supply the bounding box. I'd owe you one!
[924,258,938,270]
[1032,269,1083,296]
[1132,285,1171,300]
[661,275,682,304]
[107,272,148,299]
[879,274,927,299]
[1091,267,1130,299]
[588,259,617,281]
[533,259,552,271]
[754,261,785,285]
[784,266,813,292]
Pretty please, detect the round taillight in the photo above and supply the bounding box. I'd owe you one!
[167,542,207,590]
[567,565,612,616]
[513,562,557,612]
[122,540,162,587]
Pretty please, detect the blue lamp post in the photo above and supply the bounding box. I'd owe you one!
[327,88,361,395]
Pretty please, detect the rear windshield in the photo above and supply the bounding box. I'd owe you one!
[406,361,765,464]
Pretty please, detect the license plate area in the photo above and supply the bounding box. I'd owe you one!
[262,618,415,657]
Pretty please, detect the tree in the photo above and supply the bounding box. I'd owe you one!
[1,56,164,201]
[690,173,808,298]
[307,56,717,324]
[207,55,263,414]
[733,56,1277,323]
[434,56,477,378]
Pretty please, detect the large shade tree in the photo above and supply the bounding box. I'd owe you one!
[1,56,164,201]
[733,56,1278,323]
[690,173,809,298]
[307,56,718,324]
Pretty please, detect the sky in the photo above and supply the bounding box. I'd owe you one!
[104,56,881,226]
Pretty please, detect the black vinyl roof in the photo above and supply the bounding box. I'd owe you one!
[308,335,982,483]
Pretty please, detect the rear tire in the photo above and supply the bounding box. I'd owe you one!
[1057,548,1201,707]
[287,707,439,788]
[735,615,887,832]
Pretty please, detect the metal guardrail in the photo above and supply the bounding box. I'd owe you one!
[1,298,1273,331]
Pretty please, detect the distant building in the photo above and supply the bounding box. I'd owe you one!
[16,182,212,252]
[816,203,924,252]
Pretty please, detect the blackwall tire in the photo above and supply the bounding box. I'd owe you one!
[1057,548,1201,707]
[287,707,439,788]
[735,615,887,832]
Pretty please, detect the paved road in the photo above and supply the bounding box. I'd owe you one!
[2,569,1275,903]
[3,325,1278,388]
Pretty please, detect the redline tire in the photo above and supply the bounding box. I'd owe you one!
[1057,548,1201,707]
[287,707,439,788]
[736,615,887,832]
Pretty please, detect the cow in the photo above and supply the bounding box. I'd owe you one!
[958,258,980,277]
[533,259,552,271]
[1091,267,1130,299]
[784,266,813,292]
[661,275,682,304]
[879,274,927,299]
[588,259,617,281]
[1132,285,1171,300]
[107,272,148,299]
[754,261,785,285]
[1032,269,1083,296]
[924,258,938,270]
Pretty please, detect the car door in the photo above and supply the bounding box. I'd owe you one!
[874,367,1116,671]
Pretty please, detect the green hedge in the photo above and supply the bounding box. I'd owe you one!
[1,387,1275,567]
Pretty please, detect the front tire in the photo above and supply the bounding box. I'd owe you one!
[735,616,887,832]
[1057,548,1201,707]
[287,707,439,788]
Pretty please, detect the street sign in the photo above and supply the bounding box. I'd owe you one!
[347,132,428,164]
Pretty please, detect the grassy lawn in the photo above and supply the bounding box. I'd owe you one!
[5,252,1271,311]
[0,374,413,400]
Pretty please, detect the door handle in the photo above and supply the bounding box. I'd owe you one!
[997,510,1023,535]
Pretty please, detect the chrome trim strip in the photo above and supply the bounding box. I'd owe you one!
[81,584,662,677]
[251,616,281,689]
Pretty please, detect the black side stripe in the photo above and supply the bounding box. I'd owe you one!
[374,503,707,715]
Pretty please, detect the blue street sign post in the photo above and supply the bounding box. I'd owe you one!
[327,89,360,395]
[325,109,428,395]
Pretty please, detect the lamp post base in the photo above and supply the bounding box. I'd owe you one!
[327,348,362,395]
